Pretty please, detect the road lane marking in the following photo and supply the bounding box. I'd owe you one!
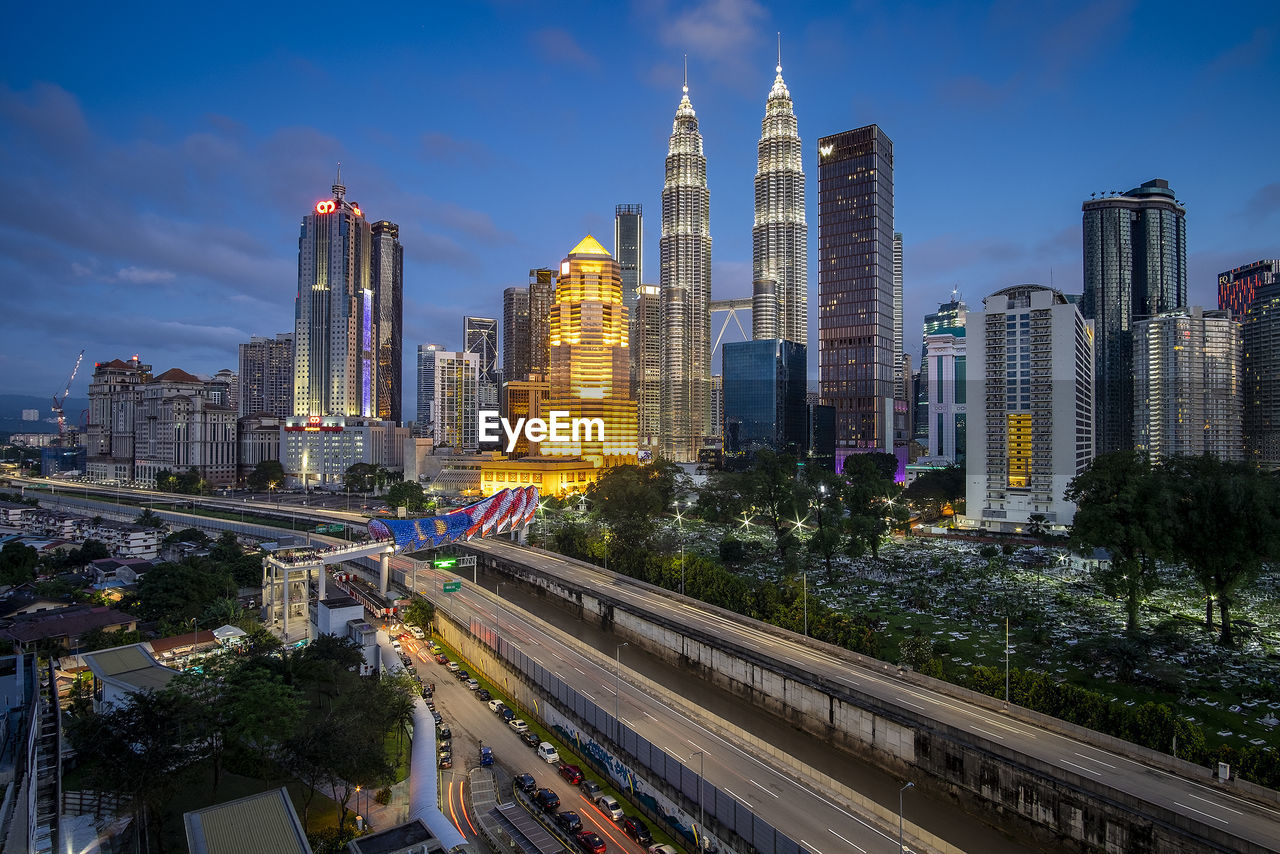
[1060,759,1101,777]
[573,666,585,675]
[582,690,596,701]
[669,750,686,762]
[827,828,865,852]
[1187,793,1243,816]
[1174,801,1230,825]
[800,841,827,854]
[724,787,749,805]
[687,740,704,752]
[643,711,657,721]
[899,699,927,711]
[620,716,633,726]
[971,726,1005,740]
[749,779,779,798]
[1074,752,1115,769]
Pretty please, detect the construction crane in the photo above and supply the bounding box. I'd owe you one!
[51,349,85,443]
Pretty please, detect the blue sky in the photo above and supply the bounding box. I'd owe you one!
[2,0,1277,415]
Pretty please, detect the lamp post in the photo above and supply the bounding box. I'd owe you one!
[899,781,915,853]
[355,784,362,825]
[690,749,705,850]
[614,642,629,742]
[190,617,197,665]
[675,502,686,595]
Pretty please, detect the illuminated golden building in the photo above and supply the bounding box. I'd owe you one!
[542,236,638,465]
[479,455,602,498]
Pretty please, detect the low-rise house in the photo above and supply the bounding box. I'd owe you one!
[0,606,137,654]
[81,643,178,712]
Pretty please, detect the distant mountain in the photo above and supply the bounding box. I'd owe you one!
[0,394,91,434]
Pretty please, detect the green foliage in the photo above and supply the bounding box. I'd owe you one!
[903,465,965,519]
[344,462,377,494]
[156,466,208,495]
[693,471,749,523]
[374,787,391,805]
[384,480,426,512]
[743,450,802,565]
[134,508,165,528]
[840,454,900,560]
[77,626,142,652]
[164,527,210,545]
[403,597,434,632]
[718,537,747,566]
[209,531,264,589]
[0,541,39,586]
[125,556,237,625]
[588,464,672,546]
[248,459,285,492]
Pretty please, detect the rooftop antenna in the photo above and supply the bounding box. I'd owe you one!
[683,54,688,94]
[777,32,782,74]
[332,161,346,200]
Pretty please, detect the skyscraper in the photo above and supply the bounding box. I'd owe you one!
[660,75,712,462]
[238,332,294,417]
[1133,307,1241,461]
[1082,178,1187,455]
[924,329,966,463]
[892,232,904,392]
[529,268,556,376]
[914,293,968,443]
[1243,284,1280,469]
[752,53,807,346]
[634,284,663,451]
[723,339,806,463]
[615,205,643,316]
[966,285,1094,533]
[293,169,375,417]
[1218,259,1280,317]
[816,125,895,464]
[541,236,637,465]
[503,286,531,383]
[416,343,443,436]
[370,220,403,424]
[464,316,499,411]
[432,350,480,450]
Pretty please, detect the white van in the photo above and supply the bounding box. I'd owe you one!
[536,742,560,764]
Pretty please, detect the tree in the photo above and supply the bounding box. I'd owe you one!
[403,597,434,633]
[209,531,264,588]
[384,480,426,513]
[1065,451,1173,636]
[135,508,165,528]
[841,454,898,560]
[589,464,667,546]
[743,451,802,565]
[344,462,377,494]
[126,556,238,627]
[1164,455,1280,647]
[802,467,845,582]
[903,465,966,522]
[0,541,39,586]
[247,459,285,492]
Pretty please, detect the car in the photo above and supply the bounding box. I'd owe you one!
[429,642,442,653]
[488,699,505,714]
[553,810,583,832]
[621,817,652,844]
[420,687,432,699]
[446,661,460,672]
[466,678,480,691]
[408,626,425,639]
[437,742,451,756]
[431,711,443,725]
[456,670,470,681]
[476,688,491,701]
[435,653,448,665]
[520,730,541,748]
[479,746,494,767]
[536,742,560,764]
[557,763,583,785]
[579,779,602,798]
[574,831,606,854]
[508,719,529,733]
[500,707,515,722]
[390,638,402,651]
[514,773,537,794]
[438,754,452,769]
[649,846,679,854]
[532,788,560,811]
[436,726,452,740]
[595,795,623,821]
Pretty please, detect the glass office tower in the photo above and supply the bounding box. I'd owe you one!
[722,339,806,463]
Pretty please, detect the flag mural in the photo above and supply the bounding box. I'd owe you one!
[367,486,540,552]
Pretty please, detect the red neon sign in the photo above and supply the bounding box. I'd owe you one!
[315,200,336,215]
[351,205,362,217]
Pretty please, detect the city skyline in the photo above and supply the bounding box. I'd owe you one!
[2,2,1278,417]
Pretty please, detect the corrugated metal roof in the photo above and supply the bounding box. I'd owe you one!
[185,787,312,854]
[82,644,178,692]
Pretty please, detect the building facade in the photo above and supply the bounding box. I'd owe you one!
[924,328,966,464]
[237,414,282,480]
[660,79,712,462]
[293,171,378,418]
[634,284,663,452]
[465,316,499,412]
[542,236,637,466]
[499,378,549,458]
[1082,178,1187,455]
[238,333,294,417]
[722,339,806,463]
[431,350,480,451]
[817,125,895,464]
[370,220,404,424]
[615,204,643,319]
[415,343,443,437]
[751,58,807,346]
[1218,259,1279,318]
[1133,307,1241,461]
[281,416,408,487]
[965,285,1094,533]
[1243,283,1280,469]
[528,268,555,376]
[914,294,968,443]
[85,357,151,482]
[502,286,531,385]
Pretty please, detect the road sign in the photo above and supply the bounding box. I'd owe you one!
[433,558,457,569]
[442,580,462,593]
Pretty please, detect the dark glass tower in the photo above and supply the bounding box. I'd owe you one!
[615,205,643,314]
[1244,283,1280,469]
[1082,178,1187,455]
[816,125,895,464]
[503,286,531,383]
[722,339,807,463]
[370,220,403,423]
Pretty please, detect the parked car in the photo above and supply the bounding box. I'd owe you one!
[476,688,491,701]
[488,699,505,714]
[595,795,623,820]
[391,639,402,652]
[438,753,452,769]
[554,810,583,832]
[520,730,541,748]
[574,831,606,854]
[579,779,602,798]
[508,719,529,733]
[435,653,448,665]
[479,746,494,767]
[649,845,679,854]
[500,707,515,722]
[429,642,442,654]
[514,773,537,794]
[437,741,452,756]
[533,788,560,811]
[466,678,480,691]
[436,726,452,741]
[408,626,425,639]
[446,661,459,672]
[456,670,470,681]
[536,742,560,764]
[431,711,443,725]
[621,816,652,844]
[557,763,583,785]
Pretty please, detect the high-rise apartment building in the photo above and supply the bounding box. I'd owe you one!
[710,373,723,441]
[503,287,531,385]
[293,170,377,418]
[1218,259,1279,317]
[893,232,904,392]
[239,333,294,418]
[415,344,443,436]
[914,293,968,443]
[370,220,403,424]
[924,329,966,463]
[751,57,807,346]
[817,125,895,464]
[965,285,1094,533]
[1133,307,1241,461]
[464,316,499,412]
[723,339,806,463]
[431,350,480,451]
[1082,178,1187,455]
[542,236,637,465]
[634,284,663,451]
[529,268,555,375]
[1243,283,1280,469]
[660,77,712,462]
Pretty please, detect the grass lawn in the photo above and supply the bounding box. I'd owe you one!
[385,726,412,783]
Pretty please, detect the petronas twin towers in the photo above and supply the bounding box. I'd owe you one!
[660,53,807,461]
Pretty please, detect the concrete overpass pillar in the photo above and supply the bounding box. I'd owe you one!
[281,567,289,638]
[318,562,326,602]
[379,551,390,597]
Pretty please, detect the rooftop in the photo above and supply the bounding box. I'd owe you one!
[0,605,136,644]
[82,643,179,693]
[185,787,312,854]
[346,818,441,854]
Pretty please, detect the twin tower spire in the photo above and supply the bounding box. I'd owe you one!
[658,37,808,462]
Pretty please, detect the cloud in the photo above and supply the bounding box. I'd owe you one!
[1204,27,1275,78]
[652,0,768,88]
[116,266,176,284]
[1244,182,1280,220]
[529,27,598,68]
[420,132,492,166]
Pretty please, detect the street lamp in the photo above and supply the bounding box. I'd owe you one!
[614,642,629,742]
[674,502,686,595]
[355,784,362,824]
[690,749,706,849]
[899,781,915,853]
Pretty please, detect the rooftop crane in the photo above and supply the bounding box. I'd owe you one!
[52,349,85,442]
